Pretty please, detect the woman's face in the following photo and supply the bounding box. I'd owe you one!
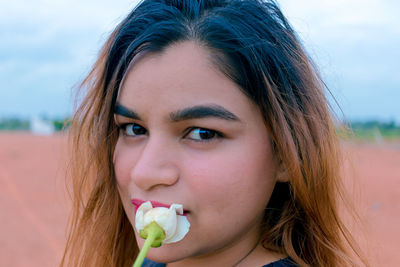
[113,41,281,264]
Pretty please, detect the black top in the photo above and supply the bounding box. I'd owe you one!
[142,257,297,266]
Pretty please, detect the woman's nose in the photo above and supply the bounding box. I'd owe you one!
[130,137,179,191]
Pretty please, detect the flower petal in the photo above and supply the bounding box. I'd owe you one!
[163,214,190,244]
[135,201,153,232]
[134,201,190,244]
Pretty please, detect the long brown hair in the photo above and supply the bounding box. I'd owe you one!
[61,0,367,266]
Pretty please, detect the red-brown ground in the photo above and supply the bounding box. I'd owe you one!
[0,133,399,266]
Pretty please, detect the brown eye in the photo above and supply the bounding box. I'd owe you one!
[121,123,147,136]
[185,128,221,142]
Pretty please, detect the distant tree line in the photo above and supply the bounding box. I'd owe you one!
[1,117,399,139]
[348,120,399,130]
[0,118,30,131]
[0,117,71,131]
[340,120,400,140]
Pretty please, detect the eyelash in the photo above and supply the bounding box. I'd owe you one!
[117,123,147,137]
[184,127,224,143]
[116,123,223,142]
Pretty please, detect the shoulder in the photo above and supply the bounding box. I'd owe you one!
[142,257,297,267]
[262,257,298,267]
[142,258,166,267]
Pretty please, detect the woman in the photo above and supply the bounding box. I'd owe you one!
[61,0,366,266]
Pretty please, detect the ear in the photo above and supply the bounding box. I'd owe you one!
[275,160,290,183]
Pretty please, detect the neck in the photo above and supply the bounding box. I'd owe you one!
[167,235,283,267]
[232,240,259,267]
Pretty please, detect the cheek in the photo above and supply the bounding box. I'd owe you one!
[113,140,134,192]
[183,142,276,210]
[113,140,139,223]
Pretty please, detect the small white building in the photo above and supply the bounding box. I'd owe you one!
[30,116,55,135]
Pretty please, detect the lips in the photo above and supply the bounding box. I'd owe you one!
[131,199,189,215]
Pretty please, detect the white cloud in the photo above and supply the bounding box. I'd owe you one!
[0,0,399,121]
[0,0,141,117]
[0,0,138,28]
[277,0,400,122]
[279,0,400,40]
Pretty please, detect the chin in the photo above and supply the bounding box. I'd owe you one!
[146,245,190,264]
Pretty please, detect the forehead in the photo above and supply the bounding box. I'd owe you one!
[118,41,221,98]
[116,41,259,120]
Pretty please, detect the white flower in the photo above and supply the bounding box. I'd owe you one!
[135,201,190,244]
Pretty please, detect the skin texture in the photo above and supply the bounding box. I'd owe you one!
[113,41,285,266]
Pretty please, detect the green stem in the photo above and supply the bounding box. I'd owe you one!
[133,233,155,267]
[133,222,165,267]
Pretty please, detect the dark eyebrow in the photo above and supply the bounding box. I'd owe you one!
[170,104,240,122]
[114,103,240,122]
[114,103,141,120]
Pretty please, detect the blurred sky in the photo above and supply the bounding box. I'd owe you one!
[1,0,399,122]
